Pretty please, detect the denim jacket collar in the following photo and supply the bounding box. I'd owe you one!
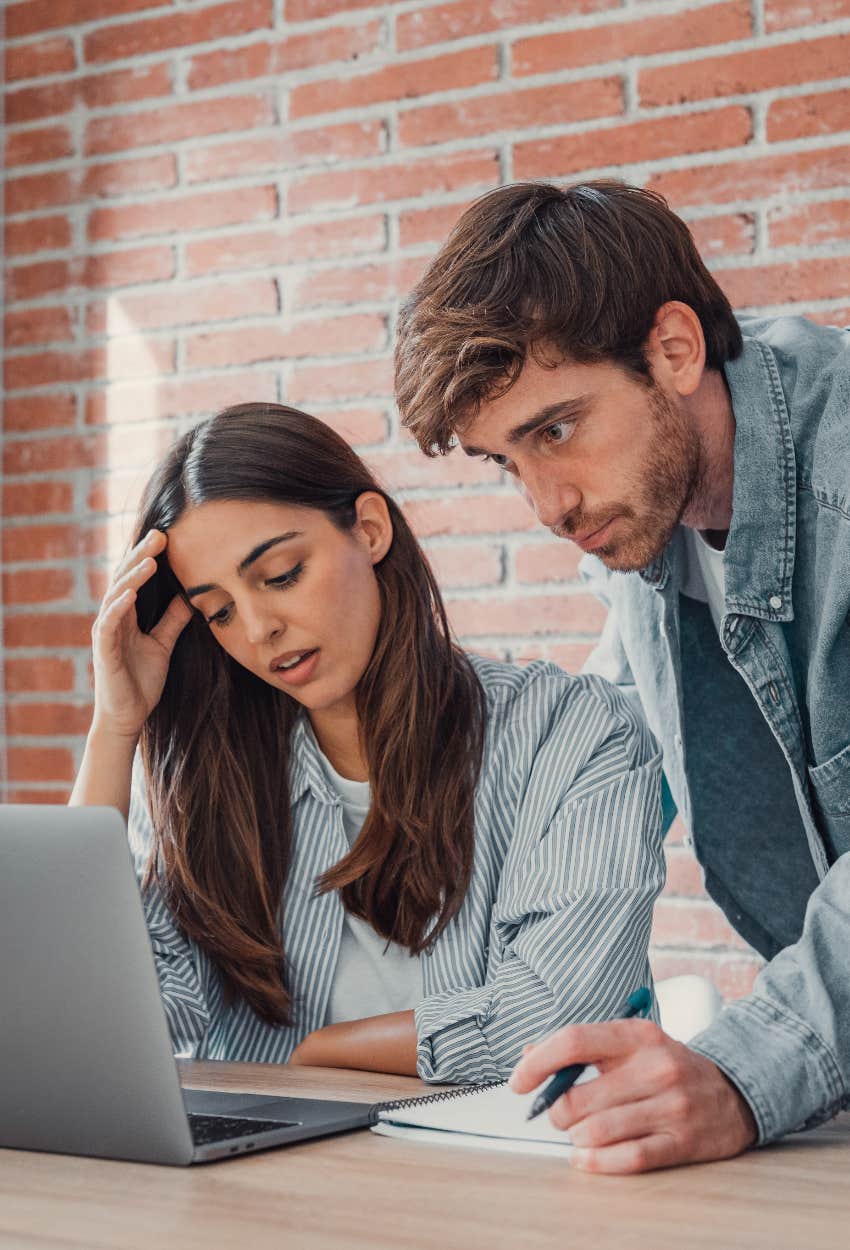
[721,335,796,623]
[640,335,796,623]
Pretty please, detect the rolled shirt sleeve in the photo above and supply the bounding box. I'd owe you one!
[415,675,665,1083]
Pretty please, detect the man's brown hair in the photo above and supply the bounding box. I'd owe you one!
[395,180,743,454]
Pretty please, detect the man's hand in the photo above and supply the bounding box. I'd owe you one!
[509,1018,757,1173]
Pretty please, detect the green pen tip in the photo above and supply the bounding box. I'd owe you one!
[627,987,652,1014]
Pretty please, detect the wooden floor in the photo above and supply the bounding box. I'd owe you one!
[1,1060,848,1250]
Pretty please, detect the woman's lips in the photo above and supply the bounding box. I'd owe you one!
[270,648,320,687]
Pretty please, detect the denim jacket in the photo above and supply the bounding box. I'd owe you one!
[581,315,850,1144]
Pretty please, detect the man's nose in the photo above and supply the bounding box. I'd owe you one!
[517,469,581,530]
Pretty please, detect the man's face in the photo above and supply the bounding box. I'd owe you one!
[458,350,702,572]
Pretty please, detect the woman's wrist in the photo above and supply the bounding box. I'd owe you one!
[88,715,142,752]
[290,1012,418,1075]
[69,721,140,818]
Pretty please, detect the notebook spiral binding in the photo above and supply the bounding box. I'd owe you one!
[371,1079,506,1121]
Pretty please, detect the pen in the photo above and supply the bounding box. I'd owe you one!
[526,987,653,1121]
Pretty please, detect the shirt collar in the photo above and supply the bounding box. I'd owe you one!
[288,714,339,807]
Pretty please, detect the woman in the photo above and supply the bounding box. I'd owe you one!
[71,402,664,1082]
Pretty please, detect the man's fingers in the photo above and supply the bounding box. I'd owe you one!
[559,1091,684,1148]
[509,1018,661,1093]
[149,594,193,652]
[546,1052,673,1130]
[571,1132,680,1175]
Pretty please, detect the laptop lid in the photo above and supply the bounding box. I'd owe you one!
[0,805,196,1165]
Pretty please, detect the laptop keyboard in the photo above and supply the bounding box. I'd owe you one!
[188,1113,296,1145]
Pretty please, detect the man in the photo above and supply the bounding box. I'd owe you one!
[394,180,850,1172]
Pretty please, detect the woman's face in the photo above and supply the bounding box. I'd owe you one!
[165,494,391,719]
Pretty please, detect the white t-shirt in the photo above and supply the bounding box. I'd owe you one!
[312,738,422,1026]
[680,526,727,631]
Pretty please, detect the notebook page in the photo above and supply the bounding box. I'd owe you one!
[371,1120,573,1157]
[374,1067,598,1151]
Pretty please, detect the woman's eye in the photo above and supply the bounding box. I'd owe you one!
[267,561,304,589]
[206,605,232,627]
[203,562,304,626]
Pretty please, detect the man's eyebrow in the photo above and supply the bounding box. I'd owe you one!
[505,397,591,445]
[460,397,591,458]
[185,531,302,599]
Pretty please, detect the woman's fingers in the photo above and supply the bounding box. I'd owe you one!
[99,556,157,616]
[94,587,138,666]
[150,594,193,654]
[107,529,166,593]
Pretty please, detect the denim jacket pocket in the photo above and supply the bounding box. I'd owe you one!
[808,740,850,860]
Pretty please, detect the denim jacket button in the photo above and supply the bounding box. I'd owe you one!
[769,594,782,610]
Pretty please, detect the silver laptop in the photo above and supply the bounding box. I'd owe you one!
[0,804,373,1165]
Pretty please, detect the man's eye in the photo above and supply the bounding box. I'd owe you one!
[543,421,573,445]
[483,452,512,469]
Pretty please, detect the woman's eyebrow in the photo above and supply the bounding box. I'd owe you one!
[185,531,303,599]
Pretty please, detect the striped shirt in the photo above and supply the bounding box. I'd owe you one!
[128,656,664,1084]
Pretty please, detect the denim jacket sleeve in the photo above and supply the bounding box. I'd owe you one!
[414,680,665,1083]
[128,759,211,1056]
[689,852,850,1143]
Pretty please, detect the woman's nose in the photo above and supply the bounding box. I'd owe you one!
[242,602,284,647]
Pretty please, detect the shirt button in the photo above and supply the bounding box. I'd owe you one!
[769,595,782,610]
[674,733,683,751]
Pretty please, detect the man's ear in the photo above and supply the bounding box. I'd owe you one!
[644,301,706,398]
[353,491,394,564]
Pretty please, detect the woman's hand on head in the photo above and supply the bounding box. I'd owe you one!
[90,529,193,742]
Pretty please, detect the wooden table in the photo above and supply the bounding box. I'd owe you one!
[1,1060,848,1250]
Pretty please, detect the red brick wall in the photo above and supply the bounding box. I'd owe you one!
[5,0,849,998]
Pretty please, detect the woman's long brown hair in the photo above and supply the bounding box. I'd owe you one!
[133,403,486,1026]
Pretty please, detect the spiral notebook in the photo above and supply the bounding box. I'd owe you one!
[371,1069,596,1157]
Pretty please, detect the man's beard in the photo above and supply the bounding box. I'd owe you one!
[554,384,703,572]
